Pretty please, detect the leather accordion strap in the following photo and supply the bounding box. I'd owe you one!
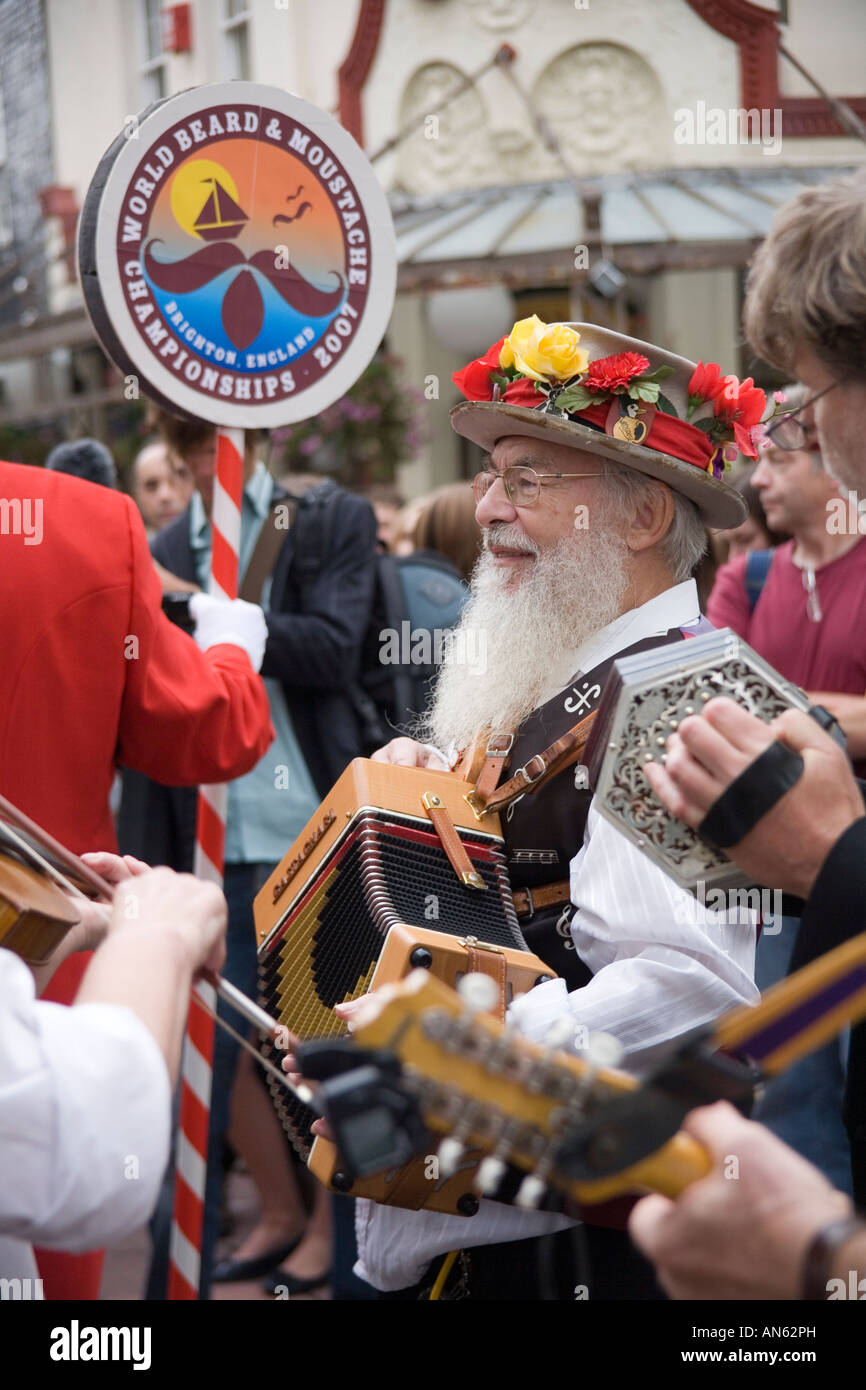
[699,740,804,849]
[421,792,486,890]
[472,731,515,805]
[512,879,572,920]
[464,941,507,1023]
[481,711,597,817]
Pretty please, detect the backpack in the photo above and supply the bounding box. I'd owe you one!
[744,548,773,613]
[290,481,468,752]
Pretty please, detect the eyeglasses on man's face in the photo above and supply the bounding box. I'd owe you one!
[764,381,838,451]
[472,463,602,508]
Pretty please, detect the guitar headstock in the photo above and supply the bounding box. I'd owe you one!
[350,970,711,1206]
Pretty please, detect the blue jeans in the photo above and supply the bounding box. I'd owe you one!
[146,861,273,1300]
[752,916,853,1195]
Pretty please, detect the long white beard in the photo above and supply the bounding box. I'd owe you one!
[420,522,629,752]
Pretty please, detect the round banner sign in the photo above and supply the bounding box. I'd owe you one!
[79,83,397,427]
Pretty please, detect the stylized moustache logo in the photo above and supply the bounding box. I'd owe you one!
[143,172,344,352]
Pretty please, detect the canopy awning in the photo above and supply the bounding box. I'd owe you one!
[390,164,857,292]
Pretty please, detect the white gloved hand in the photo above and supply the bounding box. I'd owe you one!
[188,592,268,673]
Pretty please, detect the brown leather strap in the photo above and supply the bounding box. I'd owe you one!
[239,498,295,603]
[453,730,489,783]
[472,731,515,805]
[512,879,572,920]
[422,793,487,891]
[481,711,597,816]
[464,941,507,1023]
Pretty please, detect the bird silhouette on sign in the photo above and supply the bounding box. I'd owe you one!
[273,184,312,228]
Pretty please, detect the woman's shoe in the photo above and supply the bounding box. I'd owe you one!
[263,1266,332,1296]
[211,1234,303,1283]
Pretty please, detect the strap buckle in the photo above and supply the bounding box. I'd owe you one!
[521,887,535,920]
[516,754,547,786]
[485,732,514,758]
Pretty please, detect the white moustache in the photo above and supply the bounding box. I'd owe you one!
[483,524,539,556]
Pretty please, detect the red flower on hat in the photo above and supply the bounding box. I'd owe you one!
[452,338,507,400]
[688,361,725,403]
[714,375,767,456]
[583,351,650,393]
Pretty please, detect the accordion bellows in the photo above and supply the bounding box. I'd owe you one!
[254,759,553,1214]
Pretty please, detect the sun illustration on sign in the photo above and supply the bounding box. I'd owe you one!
[143,156,345,353]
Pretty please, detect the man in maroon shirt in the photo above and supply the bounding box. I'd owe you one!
[708,436,866,772]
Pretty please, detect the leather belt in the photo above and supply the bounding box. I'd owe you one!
[512,878,572,920]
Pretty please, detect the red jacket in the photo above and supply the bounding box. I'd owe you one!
[1,461,274,1300]
[0,460,273,855]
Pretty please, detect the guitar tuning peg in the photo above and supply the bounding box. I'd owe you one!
[475,1155,506,1195]
[584,1031,625,1070]
[437,1136,464,1178]
[457,972,499,1015]
[515,1173,546,1209]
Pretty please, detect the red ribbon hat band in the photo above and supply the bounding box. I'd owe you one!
[451,319,788,486]
[499,377,719,473]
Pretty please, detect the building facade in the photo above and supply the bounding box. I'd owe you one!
[0,0,862,491]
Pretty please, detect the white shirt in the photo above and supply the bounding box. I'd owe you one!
[0,950,171,1289]
[355,579,759,1291]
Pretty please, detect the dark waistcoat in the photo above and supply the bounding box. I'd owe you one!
[503,628,687,987]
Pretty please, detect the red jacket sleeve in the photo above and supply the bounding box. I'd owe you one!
[115,494,274,785]
[706,554,752,640]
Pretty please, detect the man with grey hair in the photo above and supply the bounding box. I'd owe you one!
[330,318,762,1300]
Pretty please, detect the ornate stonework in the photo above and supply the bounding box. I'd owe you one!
[460,0,532,32]
[533,43,666,173]
[397,62,495,194]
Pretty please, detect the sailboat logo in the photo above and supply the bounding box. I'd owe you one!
[193,176,248,242]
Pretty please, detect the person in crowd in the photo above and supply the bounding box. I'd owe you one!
[643,166,866,1216]
[120,412,377,1300]
[131,438,194,538]
[1,854,227,1291]
[391,495,426,555]
[707,402,866,1191]
[361,483,406,554]
[321,317,760,1300]
[44,437,117,490]
[712,462,785,565]
[0,456,273,1298]
[412,480,482,582]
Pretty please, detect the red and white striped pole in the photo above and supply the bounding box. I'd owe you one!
[167,426,245,1300]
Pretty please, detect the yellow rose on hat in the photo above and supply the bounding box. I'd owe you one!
[499,315,589,382]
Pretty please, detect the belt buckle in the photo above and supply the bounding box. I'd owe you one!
[516,754,547,786]
[485,733,514,758]
[520,886,535,920]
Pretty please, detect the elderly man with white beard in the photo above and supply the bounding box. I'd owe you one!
[337,318,771,1300]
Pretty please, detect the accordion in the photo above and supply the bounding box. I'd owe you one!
[585,627,813,897]
[254,758,553,1215]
